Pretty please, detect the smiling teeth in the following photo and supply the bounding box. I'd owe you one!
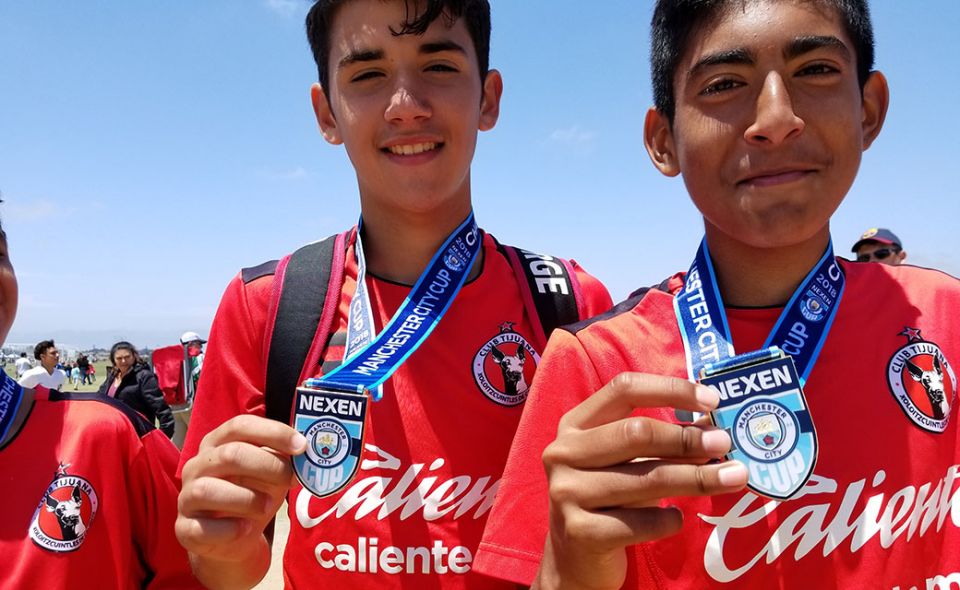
[388,142,437,156]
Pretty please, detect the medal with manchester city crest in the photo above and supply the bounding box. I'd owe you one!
[293,214,482,498]
[675,239,844,500]
[701,348,818,499]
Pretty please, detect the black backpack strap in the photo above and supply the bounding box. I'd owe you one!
[264,232,348,424]
[497,242,584,350]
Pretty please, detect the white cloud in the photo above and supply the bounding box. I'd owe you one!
[547,125,597,151]
[2,198,72,222]
[264,0,301,17]
[257,166,309,180]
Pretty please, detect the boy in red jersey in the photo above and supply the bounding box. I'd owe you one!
[474,1,960,589]
[0,219,201,588]
[174,1,611,589]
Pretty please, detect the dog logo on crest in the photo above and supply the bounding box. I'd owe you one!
[29,462,99,552]
[472,322,540,406]
[887,327,956,433]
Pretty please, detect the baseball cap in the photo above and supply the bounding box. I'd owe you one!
[180,331,207,345]
[851,228,902,252]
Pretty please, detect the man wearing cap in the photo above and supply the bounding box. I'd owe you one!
[171,331,205,448]
[852,227,906,265]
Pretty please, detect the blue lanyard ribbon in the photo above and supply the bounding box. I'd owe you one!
[309,213,481,401]
[0,371,26,444]
[674,238,845,386]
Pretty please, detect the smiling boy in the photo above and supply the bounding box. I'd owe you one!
[174,1,610,589]
[474,1,960,589]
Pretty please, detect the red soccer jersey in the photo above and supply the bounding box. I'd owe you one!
[0,388,201,589]
[475,260,960,590]
[180,231,611,589]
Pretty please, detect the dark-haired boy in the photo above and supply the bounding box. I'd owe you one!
[474,1,959,589]
[18,339,66,390]
[175,1,611,589]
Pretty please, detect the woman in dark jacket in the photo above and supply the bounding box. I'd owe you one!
[98,341,175,438]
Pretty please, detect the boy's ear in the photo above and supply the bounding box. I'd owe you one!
[311,83,342,145]
[644,107,680,177]
[860,71,889,151]
[478,69,503,132]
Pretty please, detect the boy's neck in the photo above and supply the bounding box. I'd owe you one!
[705,224,832,308]
[359,206,481,285]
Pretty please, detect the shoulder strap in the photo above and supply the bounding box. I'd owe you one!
[263,231,349,424]
[498,243,585,350]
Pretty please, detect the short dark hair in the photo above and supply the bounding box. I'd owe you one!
[650,0,875,122]
[34,340,56,360]
[306,0,491,96]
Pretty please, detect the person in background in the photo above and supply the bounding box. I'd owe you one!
[98,342,175,439]
[170,331,205,448]
[18,340,66,390]
[15,351,31,378]
[852,227,906,265]
[70,363,81,390]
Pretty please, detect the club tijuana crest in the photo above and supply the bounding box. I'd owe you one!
[472,322,540,406]
[704,352,818,500]
[29,462,99,553]
[293,388,368,498]
[887,327,956,433]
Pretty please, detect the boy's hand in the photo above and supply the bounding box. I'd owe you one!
[536,373,748,590]
[176,414,307,590]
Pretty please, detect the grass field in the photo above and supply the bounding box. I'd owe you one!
[3,358,113,391]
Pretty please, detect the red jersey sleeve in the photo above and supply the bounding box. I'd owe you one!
[473,328,605,585]
[179,273,272,469]
[130,430,205,589]
[570,260,614,319]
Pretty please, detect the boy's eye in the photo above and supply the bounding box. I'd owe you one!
[797,63,839,76]
[700,78,742,96]
[425,63,458,73]
[351,70,384,83]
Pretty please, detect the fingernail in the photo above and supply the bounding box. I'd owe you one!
[291,433,307,450]
[695,384,719,409]
[717,462,748,487]
[701,429,730,454]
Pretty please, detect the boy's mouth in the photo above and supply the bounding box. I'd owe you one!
[384,142,439,156]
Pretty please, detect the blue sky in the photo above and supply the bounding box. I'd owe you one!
[1,1,958,350]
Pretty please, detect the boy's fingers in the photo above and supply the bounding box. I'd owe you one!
[561,373,718,431]
[176,515,254,557]
[183,441,293,487]
[179,477,271,519]
[199,414,306,456]
[549,460,748,510]
[545,418,730,469]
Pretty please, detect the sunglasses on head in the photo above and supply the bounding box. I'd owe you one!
[856,247,900,263]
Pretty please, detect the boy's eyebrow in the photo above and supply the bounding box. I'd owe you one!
[785,35,852,62]
[420,40,467,56]
[688,35,852,81]
[687,48,754,81]
[338,48,385,69]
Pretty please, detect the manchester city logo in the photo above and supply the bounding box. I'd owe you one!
[800,290,827,322]
[472,322,540,406]
[734,400,799,462]
[29,463,99,553]
[304,418,352,468]
[444,248,464,272]
[887,327,956,433]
